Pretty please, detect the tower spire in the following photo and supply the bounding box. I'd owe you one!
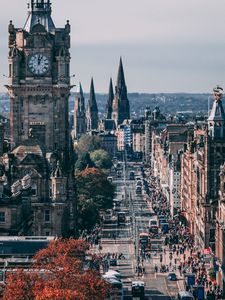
[106,78,114,119]
[117,57,126,90]
[112,58,130,125]
[25,0,55,33]
[74,82,86,140]
[86,78,99,131]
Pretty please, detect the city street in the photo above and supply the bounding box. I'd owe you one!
[93,162,182,299]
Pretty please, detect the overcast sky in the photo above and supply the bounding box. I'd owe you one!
[0,0,225,93]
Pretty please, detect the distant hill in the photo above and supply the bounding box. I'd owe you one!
[0,92,212,119]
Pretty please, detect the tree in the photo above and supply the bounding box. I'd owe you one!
[76,168,115,229]
[2,239,109,300]
[75,152,95,171]
[76,135,101,155]
[90,149,113,170]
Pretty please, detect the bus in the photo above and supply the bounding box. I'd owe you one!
[139,233,150,251]
[129,171,135,180]
[131,281,145,300]
[149,219,158,234]
[117,212,126,225]
[106,279,124,300]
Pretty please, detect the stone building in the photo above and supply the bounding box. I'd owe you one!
[86,78,99,131]
[0,124,4,156]
[0,0,76,237]
[181,86,225,251]
[74,82,86,140]
[112,58,130,126]
[216,163,225,295]
[180,139,196,234]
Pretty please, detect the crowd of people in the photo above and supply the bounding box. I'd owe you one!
[145,169,223,300]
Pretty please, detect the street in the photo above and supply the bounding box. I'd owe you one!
[93,161,182,300]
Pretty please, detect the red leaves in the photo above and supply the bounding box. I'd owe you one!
[2,239,108,300]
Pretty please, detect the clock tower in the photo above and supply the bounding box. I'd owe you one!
[7,0,71,157]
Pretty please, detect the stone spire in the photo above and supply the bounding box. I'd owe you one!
[106,78,114,119]
[112,57,130,126]
[117,57,126,91]
[24,0,55,33]
[74,82,86,139]
[86,78,99,131]
[208,86,225,139]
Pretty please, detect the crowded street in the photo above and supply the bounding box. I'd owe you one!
[86,159,221,300]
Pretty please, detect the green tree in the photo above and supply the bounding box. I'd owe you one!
[75,152,95,171]
[76,168,115,229]
[76,135,101,154]
[90,149,113,170]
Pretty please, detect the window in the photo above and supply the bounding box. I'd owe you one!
[9,64,12,77]
[45,231,50,236]
[44,210,50,223]
[0,212,5,223]
[31,185,37,196]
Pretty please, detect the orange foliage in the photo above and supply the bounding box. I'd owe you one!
[2,239,109,300]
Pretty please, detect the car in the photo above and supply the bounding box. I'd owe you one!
[105,270,122,279]
[109,259,117,266]
[102,274,121,282]
[136,180,142,187]
[167,273,177,281]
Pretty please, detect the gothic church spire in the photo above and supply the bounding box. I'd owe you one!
[86,78,99,131]
[106,78,114,119]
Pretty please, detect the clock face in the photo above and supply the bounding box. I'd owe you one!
[28,54,49,75]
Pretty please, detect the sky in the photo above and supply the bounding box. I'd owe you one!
[0,0,225,93]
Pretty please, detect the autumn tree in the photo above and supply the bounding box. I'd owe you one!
[2,239,109,300]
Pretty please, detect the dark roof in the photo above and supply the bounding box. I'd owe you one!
[0,240,50,257]
[102,119,116,131]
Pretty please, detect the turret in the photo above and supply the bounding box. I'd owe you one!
[208,86,225,140]
[51,161,67,202]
